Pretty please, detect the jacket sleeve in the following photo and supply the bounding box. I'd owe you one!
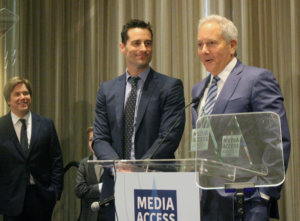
[75,159,101,199]
[49,119,64,200]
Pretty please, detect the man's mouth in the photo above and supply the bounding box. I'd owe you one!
[19,102,28,107]
[205,58,213,63]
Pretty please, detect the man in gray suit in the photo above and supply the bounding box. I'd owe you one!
[93,19,185,221]
[192,15,290,221]
[75,126,104,221]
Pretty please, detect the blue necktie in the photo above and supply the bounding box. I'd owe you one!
[124,77,140,159]
[203,76,220,115]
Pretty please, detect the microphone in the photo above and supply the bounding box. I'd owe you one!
[91,195,115,212]
[146,97,200,159]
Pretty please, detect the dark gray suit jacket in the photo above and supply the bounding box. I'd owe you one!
[75,155,103,221]
[93,68,185,199]
[0,112,64,216]
[191,60,291,219]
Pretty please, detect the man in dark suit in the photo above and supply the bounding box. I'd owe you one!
[0,77,64,221]
[75,126,105,221]
[93,19,185,220]
[192,15,290,221]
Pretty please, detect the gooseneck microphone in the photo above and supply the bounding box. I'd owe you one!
[146,97,201,160]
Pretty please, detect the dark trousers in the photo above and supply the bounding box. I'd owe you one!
[98,203,115,221]
[235,197,270,221]
[4,185,56,221]
[201,190,271,221]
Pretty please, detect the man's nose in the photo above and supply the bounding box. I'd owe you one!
[140,43,147,50]
[201,44,209,53]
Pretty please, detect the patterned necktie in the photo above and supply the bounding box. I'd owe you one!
[20,119,29,153]
[124,77,140,159]
[203,76,220,115]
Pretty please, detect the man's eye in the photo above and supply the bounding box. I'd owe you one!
[133,41,140,46]
[145,41,152,47]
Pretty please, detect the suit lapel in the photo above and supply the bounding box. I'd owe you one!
[213,61,243,114]
[192,76,211,114]
[115,74,126,132]
[29,113,41,153]
[135,70,156,132]
[3,113,27,157]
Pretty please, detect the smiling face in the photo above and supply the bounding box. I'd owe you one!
[197,21,237,76]
[120,28,152,76]
[8,83,31,118]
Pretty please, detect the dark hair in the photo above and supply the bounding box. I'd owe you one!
[121,19,153,44]
[3,76,32,103]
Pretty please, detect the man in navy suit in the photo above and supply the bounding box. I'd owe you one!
[192,15,290,221]
[0,77,64,221]
[93,19,185,220]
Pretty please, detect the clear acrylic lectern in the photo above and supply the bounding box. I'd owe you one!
[195,112,285,220]
[89,112,284,221]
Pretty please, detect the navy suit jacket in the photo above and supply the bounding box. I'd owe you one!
[93,68,185,199]
[0,112,64,216]
[191,60,291,218]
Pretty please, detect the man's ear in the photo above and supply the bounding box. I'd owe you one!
[230,39,237,56]
[120,42,125,54]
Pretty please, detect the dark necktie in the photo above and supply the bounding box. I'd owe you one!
[20,119,29,153]
[203,76,220,115]
[124,77,140,159]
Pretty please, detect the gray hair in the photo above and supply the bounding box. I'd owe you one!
[198,14,238,43]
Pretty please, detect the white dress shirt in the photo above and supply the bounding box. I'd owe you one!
[11,111,35,184]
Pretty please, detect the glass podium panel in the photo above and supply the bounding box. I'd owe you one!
[88,158,196,172]
[195,112,284,189]
[88,112,284,220]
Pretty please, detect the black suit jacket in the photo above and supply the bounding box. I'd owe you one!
[0,112,64,216]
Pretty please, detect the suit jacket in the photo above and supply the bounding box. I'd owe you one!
[191,60,291,219]
[0,112,64,216]
[93,68,185,199]
[75,155,103,221]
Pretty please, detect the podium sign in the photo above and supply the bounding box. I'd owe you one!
[115,168,200,221]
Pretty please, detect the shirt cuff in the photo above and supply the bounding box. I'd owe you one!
[98,183,103,193]
[260,192,270,201]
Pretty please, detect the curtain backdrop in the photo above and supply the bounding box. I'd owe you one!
[0,0,299,220]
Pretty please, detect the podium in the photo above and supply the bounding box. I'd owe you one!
[195,112,285,220]
[89,112,284,220]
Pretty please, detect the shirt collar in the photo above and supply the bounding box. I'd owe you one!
[11,111,31,125]
[209,57,237,83]
[126,67,150,83]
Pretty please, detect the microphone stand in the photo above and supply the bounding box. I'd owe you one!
[146,97,200,161]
